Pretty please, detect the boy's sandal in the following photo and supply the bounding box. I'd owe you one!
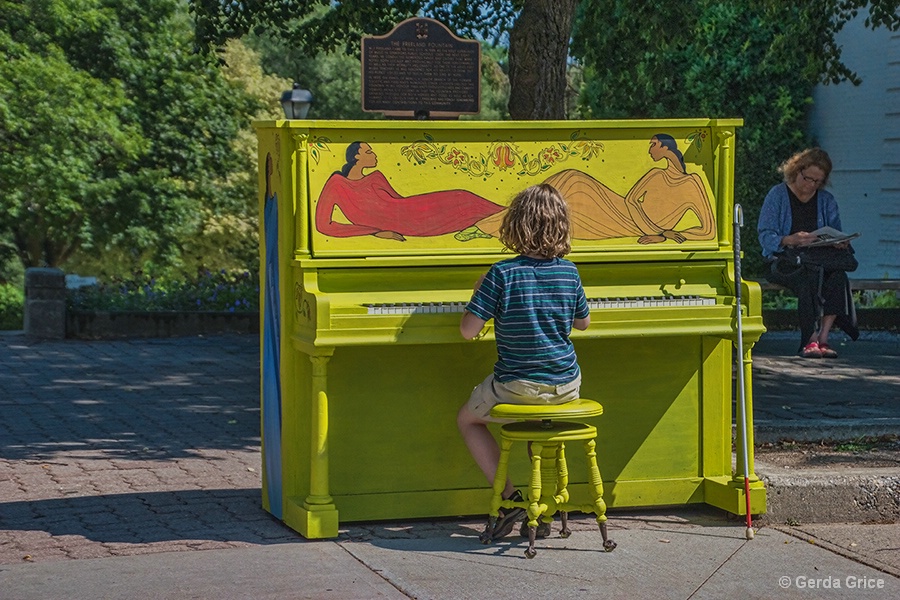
[800,342,822,358]
[819,343,838,358]
[490,491,526,539]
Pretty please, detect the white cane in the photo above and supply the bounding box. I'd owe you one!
[733,204,754,539]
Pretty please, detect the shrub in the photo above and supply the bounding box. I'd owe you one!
[67,270,259,313]
[762,290,797,310]
[856,290,900,309]
[0,283,24,330]
[763,289,899,310]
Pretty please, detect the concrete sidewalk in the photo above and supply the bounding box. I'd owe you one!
[1,331,898,599]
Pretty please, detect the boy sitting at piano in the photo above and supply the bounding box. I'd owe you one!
[457,183,591,539]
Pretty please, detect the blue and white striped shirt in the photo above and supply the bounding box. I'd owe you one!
[466,256,589,384]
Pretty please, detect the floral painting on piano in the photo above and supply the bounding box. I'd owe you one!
[298,124,728,256]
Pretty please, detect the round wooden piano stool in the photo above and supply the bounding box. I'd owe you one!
[479,398,617,559]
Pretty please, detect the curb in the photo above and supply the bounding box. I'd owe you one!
[756,464,900,525]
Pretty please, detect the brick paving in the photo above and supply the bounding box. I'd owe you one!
[0,334,297,564]
[1,330,897,565]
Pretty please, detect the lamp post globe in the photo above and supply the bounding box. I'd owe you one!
[280,83,314,119]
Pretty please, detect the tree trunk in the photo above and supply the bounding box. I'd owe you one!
[507,0,578,120]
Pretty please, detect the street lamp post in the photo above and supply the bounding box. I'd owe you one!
[281,83,314,119]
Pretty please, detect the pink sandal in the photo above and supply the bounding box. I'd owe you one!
[819,343,838,358]
[800,342,822,358]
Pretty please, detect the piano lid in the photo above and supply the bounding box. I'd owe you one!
[256,119,741,259]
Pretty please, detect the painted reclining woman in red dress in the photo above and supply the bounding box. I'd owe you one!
[315,142,504,241]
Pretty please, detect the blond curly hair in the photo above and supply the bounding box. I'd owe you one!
[499,184,572,258]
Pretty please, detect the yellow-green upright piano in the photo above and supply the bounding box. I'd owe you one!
[255,118,766,538]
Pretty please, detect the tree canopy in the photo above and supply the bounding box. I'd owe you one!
[189,0,577,119]
[1,0,260,272]
[188,0,899,121]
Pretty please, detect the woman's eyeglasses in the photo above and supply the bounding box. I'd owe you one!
[800,170,823,185]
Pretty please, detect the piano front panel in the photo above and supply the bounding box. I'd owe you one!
[281,334,725,521]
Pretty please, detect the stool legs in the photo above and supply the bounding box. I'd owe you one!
[480,437,515,544]
[585,438,617,552]
[523,441,567,558]
[557,442,572,539]
[480,423,616,557]
[524,441,549,558]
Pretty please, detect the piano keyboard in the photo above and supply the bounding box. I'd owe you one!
[365,302,469,315]
[587,296,715,309]
[364,296,715,315]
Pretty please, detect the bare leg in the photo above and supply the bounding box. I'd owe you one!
[817,314,837,346]
[457,404,515,498]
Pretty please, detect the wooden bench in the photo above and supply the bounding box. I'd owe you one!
[752,279,899,331]
[750,279,900,293]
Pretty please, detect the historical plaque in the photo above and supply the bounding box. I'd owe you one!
[362,18,481,118]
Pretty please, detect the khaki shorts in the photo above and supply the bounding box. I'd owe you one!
[465,373,582,422]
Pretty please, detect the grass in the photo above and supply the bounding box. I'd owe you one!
[834,438,880,453]
[758,435,900,454]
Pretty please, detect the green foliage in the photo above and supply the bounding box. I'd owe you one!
[856,289,900,308]
[0,0,260,274]
[247,31,374,120]
[67,270,259,313]
[762,290,798,310]
[763,288,899,309]
[0,237,24,285]
[0,7,143,267]
[834,437,879,452]
[467,44,512,121]
[0,282,24,330]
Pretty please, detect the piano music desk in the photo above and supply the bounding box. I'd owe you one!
[255,119,767,538]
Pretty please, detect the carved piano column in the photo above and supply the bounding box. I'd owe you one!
[283,350,339,539]
[716,129,735,248]
[292,132,310,258]
[305,354,334,508]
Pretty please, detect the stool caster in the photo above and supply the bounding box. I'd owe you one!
[559,511,571,538]
[479,516,497,544]
[600,522,617,552]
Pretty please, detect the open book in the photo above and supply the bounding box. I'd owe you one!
[803,226,860,247]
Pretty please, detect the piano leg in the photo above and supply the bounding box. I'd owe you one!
[283,353,340,539]
[704,340,766,516]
